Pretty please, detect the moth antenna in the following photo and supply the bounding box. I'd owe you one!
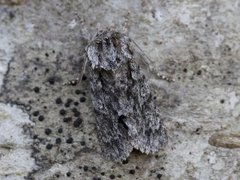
[129,38,157,81]
[130,38,152,66]
[130,38,174,82]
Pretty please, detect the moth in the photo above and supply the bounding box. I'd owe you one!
[77,30,167,161]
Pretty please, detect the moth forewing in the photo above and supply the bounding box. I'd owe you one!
[85,30,167,161]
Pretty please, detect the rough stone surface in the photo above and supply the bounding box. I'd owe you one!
[0,0,240,179]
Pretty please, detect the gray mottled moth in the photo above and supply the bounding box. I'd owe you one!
[82,30,167,161]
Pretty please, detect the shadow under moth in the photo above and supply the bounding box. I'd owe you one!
[82,30,167,161]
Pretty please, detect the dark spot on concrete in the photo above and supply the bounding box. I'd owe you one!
[59,109,66,116]
[72,108,78,113]
[83,165,88,171]
[117,174,122,178]
[80,141,86,146]
[47,76,56,85]
[66,172,71,177]
[92,177,101,180]
[75,89,81,95]
[73,110,81,117]
[197,70,202,75]
[157,174,162,179]
[55,97,62,105]
[45,128,52,135]
[66,137,73,144]
[109,174,115,179]
[66,98,73,104]
[122,159,129,164]
[45,53,49,57]
[65,102,71,108]
[195,127,201,135]
[63,117,72,123]
[92,166,97,171]
[74,101,79,106]
[57,127,63,133]
[65,98,73,107]
[183,68,187,73]
[129,169,135,174]
[33,111,39,117]
[55,138,61,144]
[46,144,53,150]
[101,172,105,176]
[38,115,44,121]
[80,97,86,102]
[45,68,50,73]
[73,118,82,127]
[220,99,225,104]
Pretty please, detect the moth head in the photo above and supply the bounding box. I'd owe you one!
[86,30,133,71]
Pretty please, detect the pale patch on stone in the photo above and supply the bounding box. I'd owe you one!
[0,103,36,179]
[68,19,77,29]
[232,103,240,118]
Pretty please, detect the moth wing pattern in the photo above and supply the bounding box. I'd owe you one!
[86,30,167,161]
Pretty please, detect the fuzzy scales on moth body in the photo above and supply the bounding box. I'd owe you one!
[86,30,167,161]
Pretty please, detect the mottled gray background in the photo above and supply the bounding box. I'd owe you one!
[0,0,240,180]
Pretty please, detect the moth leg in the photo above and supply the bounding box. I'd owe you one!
[63,58,88,86]
[156,74,175,82]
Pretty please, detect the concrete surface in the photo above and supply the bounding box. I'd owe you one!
[0,0,240,179]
